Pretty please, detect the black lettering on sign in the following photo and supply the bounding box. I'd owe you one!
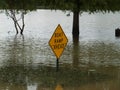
[54,38,63,43]
[54,33,63,37]
[53,44,66,49]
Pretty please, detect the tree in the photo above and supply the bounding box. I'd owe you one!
[1,0,120,36]
[1,0,37,34]
[72,0,80,42]
[6,9,25,34]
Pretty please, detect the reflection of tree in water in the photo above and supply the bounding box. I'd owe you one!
[10,35,25,65]
[74,42,120,67]
[3,35,33,66]
[72,38,79,69]
[0,35,120,89]
[0,35,32,90]
[0,35,28,89]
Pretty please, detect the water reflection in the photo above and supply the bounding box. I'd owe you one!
[0,65,114,90]
[3,35,33,67]
[0,34,120,89]
[72,38,79,69]
[55,84,63,90]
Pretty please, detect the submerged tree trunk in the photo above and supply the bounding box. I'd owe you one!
[20,12,25,35]
[72,11,79,43]
[6,10,25,35]
[13,21,19,34]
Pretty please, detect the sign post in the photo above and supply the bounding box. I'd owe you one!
[49,24,68,71]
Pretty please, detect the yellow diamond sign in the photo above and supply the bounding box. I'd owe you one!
[49,24,68,59]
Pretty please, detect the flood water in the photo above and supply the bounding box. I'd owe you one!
[0,9,120,90]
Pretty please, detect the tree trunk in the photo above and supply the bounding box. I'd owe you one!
[20,12,25,35]
[20,30,23,35]
[5,10,25,35]
[13,21,18,34]
[72,11,79,43]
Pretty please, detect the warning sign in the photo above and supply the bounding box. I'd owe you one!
[49,24,68,59]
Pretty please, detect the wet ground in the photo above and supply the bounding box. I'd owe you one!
[0,9,120,90]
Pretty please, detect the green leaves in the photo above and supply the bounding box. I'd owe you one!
[1,0,120,13]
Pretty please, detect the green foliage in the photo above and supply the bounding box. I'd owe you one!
[1,0,120,13]
[0,0,37,11]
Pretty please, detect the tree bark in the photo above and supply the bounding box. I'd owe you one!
[20,12,25,35]
[13,21,19,34]
[72,11,79,43]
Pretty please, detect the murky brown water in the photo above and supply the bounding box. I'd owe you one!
[0,10,120,90]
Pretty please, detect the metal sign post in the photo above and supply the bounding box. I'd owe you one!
[56,58,59,71]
